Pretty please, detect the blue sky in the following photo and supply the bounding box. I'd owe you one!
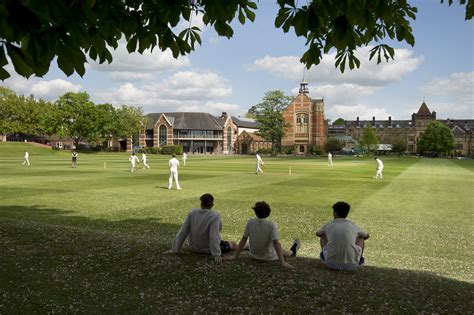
[3,1,473,121]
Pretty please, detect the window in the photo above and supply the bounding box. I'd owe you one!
[296,113,308,133]
[159,125,167,146]
[227,127,232,152]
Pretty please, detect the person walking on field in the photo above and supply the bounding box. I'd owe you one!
[374,156,384,179]
[168,154,182,190]
[182,152,187,166]
[71,150,78,168]
[22,150,30,166]
[328,152,333,167]
[163,193,239,263]
[255,153,264,174]
[129,152,140,172]
[316,201,370,271]
[141,152,150,169]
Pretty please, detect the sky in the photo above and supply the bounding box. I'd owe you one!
[2,1,473,122]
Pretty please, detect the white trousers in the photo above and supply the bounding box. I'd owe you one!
[256,164,263,174]
[142,161,150,169]
[23,158,30,166]
[375,168,383,179]
[130,162,136,172]
[169,171,181,189]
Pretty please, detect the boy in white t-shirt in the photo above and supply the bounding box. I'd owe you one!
[229,201,300,268]
[316,201,370,271]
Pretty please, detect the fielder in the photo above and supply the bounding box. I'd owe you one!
[22,150,30,166]
[168,154,182,190]
[182,152,187,166]
[374,157,384,179]
[129,152,140,172]
[255,153,264,174]
[142,152,150,169]
[328,152,333,167]
[71,150,78,168]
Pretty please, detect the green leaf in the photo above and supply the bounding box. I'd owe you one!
[238,9,245,24]
[6,44,34,78]
[0,66,10,80]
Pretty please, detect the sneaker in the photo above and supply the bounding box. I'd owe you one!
[359,256,365,266]
[290,239,301,257]
[177,187,182,190]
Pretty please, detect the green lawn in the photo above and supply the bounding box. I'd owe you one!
[1,142,473,313]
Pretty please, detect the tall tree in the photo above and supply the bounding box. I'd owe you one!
[359,125,378,153]
[244,105,258,119]
[0,90,51,136]
[114,105,143,149]
[0,1,471,79]
[324,138,344,153]
[332,118,345,126]
[391,137,407,156]
[418,121,455,157]
[254,90,292,156]
[51,92,101,148]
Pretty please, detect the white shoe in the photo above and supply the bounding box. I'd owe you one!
[177,187,182,190]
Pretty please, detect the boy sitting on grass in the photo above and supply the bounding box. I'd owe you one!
[162,193,238,263]
[316,201,370,271]
[229,201,300,269]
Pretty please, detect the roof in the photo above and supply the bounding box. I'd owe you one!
[231,116,259,128]
[417,102,432,116]
[144,112,224,130]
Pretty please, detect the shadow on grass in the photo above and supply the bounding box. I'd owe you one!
[0,205,472,313]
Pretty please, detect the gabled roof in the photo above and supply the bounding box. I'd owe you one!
[144,112,224,130]
[417,102,432,116]
[231,116,259,129]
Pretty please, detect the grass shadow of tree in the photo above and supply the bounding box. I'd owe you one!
[0,205,472,313]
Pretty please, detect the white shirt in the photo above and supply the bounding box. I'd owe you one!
[24,152,29,158]
[376,158,384,170]
[171,208,222,257]
[182,153,187,160]
[256,154,263,165]
[129,155,139,165]
[142,154,147,162]
[328,153,332,159]
[317,218,367,264]
[169,157,180,172]
[244,218,279,261]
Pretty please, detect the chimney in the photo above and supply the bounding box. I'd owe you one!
[389,116,392,126]
[372,116,375,126]
[221,112,227,117]
[356,117,360,126]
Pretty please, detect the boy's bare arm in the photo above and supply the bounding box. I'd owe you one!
[228,236,248,260]
[273,240,292,269]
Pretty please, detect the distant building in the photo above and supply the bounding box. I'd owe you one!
[329,102,474,157]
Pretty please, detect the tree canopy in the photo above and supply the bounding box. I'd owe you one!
[1,1,471,80]
[359,125,378,153]
[332,118,345,126]
[254,90,292,156]
[418,121,455,156]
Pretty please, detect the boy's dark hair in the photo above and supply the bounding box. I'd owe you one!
[252,201,271,218]
[374,156,378,160]
[200,193,214,208]
[332,201,351,218]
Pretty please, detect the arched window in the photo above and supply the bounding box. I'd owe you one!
[296,113,308,133]
[159,125,167,146]
[227,127,232,152]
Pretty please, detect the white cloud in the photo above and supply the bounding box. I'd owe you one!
[250,46,423,86]
[110,72,154,81]
[292,83,379,105]
[422,72,474,96]
[2,77,81,100]
[93,71,235,112]
[88,42,190,76]
[328,104,391,121]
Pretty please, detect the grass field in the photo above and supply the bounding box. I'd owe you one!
[1,142,473,313]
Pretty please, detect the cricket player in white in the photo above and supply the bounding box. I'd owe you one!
[168,154,182,190]
[374,157,384,179]
[182,152,187,166]
[22,151,30,166]
[328,152,333,167]
[141,153,150,169]
[255,153,264,174]
[129,152,140,172]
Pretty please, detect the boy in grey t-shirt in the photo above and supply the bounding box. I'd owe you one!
[230,201,300,268]
[316,201,370,271]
